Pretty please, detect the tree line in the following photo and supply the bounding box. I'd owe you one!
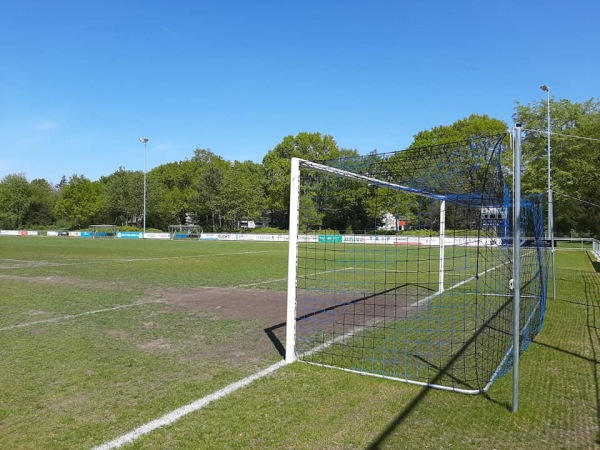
[0,98,598,236]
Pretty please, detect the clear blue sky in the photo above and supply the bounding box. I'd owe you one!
[1,1,598,185]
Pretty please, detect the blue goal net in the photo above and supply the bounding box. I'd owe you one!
[287,134,548,394]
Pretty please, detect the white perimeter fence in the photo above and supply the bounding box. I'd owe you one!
[1,229,504,247]
[3,229,598,252]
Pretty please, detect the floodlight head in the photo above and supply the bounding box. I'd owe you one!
[139,137,149,144]
[540,85,549,92]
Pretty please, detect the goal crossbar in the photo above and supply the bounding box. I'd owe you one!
[298,159,447,201]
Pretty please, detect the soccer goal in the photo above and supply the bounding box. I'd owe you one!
[168,224,202,240]
[90,225,118,238]
[285,134,548,395]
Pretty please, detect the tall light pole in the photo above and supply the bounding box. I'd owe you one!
[139,137,149,238]
[540,85,556,300]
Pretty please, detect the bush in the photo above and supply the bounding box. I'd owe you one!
[248,227,288,234]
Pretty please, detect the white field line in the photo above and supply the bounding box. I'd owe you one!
[91,266,355,449]
[0,304,138,332]
[0,250,278,270]
[92,360,288,450]
[91,261,511,450]
[234,267,355,289]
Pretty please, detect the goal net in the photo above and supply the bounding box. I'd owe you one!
[286,135,548,394]
[168,225,202,240]
[90,225,118,238]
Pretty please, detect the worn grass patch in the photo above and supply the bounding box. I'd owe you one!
[1,237,599,449]
[120,250,600,450]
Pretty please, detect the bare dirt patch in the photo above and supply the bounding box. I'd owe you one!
[141,287,289,363]
[147,287,287,322]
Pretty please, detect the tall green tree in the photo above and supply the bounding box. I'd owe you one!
[151,160,202,226]
[197,165,225,230]
[0,174,32,228]
[219,161,266,229]
[383,115,509,231]
[54,175,107,229]
[26,178,56,226]
[101,167,143,226]
[191,148,231,229]
[410,114,507,148]
[262,132,357,226]
[514,98,600,235]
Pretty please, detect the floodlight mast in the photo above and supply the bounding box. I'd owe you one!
[540,85,556,300]
[139,137,149,238]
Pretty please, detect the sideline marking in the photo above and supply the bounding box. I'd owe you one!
[92,360,288,450]
[0,304,137,331]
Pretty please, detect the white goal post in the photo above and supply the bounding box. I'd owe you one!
[168,225,202,240]
[90,225,118,238]
[285,133,547,404]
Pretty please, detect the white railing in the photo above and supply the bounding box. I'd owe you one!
[593,238,600,260]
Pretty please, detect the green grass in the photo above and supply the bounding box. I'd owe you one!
[0,236,599,449]
[130,250,600,450]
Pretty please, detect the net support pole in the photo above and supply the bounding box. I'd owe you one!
[285,157,301,364]
[439,200,446,293]
[512,125,523,413]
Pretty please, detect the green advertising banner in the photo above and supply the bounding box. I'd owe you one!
[318,235,343,243]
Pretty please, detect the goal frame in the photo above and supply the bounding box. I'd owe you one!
[90,224,118,238]
[168,224,203,240]
[285,129,528,409]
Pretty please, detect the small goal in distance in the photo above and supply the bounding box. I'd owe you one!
[285,135,548,394]
[90,225,118,238]
[168,224,202,240]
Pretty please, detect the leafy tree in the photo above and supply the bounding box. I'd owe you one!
[55,175,68,193]
[151,160,203,226]
[514,98,600,235]
[101,167,144,226]
[192,148,227,166]
[219,161,266,229]
[381,115,509,231]
[410,114,508,147]
[262,132,357,227]
[54,175,107,229]
[190,149,231,229]
[197,165,225,230]
[0,174,32,228]
[26,178,56,226]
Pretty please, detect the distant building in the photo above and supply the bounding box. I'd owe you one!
[379,212,408,231]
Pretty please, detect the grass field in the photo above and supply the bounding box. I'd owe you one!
[1,236,599,449]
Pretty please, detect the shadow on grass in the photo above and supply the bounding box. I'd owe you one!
[552,267,600,445]
[365,295,515,449]
[263,283,433,358]
[582,271,600,444]
[266,277,549,448]
[271,284,521,448]
[264,322,286,357]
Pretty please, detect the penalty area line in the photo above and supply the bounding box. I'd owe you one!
[92,360,288,450]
